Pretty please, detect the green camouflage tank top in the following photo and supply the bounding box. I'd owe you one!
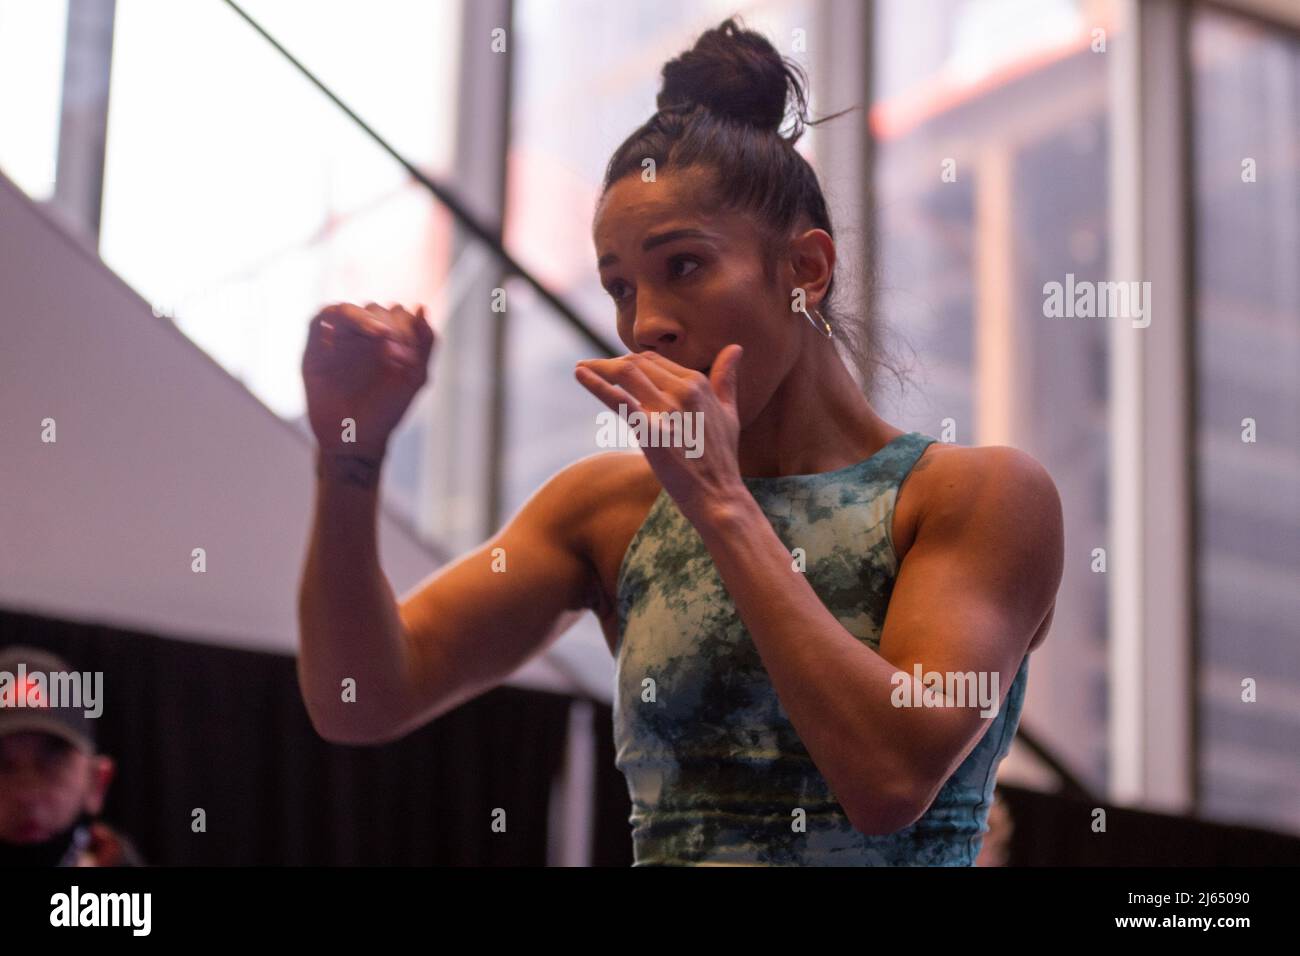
[613,431,1030,865]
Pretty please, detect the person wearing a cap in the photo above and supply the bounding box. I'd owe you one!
[0,646,143,866]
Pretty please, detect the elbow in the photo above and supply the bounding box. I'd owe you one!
[845,781,934,837]
[296,654,409,746]
[309,714,406,746]
[302,695,406,747]
[304,705,372,745]
[310,718,382,746]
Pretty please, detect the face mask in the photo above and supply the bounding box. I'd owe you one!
[0,812,94,867]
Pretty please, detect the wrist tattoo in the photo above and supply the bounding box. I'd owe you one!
[316,452,383,489]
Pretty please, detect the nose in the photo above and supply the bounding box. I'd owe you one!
[630,295,682,353]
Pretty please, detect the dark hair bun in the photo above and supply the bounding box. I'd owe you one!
[657,17,810,141]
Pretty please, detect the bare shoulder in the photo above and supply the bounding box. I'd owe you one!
[909,441,1059,502]
[535,450,660,639]
[904,442,1066,642]
[544,449,658,517]
[904,441,1061,546]
[534,448,659,563]
[894,441,1063,649]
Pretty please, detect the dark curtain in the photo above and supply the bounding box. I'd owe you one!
[589,701,634,867]
[1000,784,1300,866]
[0,607,572,865]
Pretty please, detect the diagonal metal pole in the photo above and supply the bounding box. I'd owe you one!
[1015,724,1096,803]
[220,0,619,358]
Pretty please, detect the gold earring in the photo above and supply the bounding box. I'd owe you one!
[799,304,834,339]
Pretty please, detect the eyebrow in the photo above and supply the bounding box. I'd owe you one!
[597,228,715,269]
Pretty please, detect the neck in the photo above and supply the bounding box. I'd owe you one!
[737,333,901,478]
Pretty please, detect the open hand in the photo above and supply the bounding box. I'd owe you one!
[574,345,746,522]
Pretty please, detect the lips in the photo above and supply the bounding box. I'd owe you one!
[663,353,710,375]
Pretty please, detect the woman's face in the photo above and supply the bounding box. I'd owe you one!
[592,165,804,426]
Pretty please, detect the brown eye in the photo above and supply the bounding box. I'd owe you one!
[670,256,700,279]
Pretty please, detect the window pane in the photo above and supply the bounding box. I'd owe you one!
[0,0,68,200]
[872,0,1114,795]
[1191,8,1300,836]
[98,0,463,540]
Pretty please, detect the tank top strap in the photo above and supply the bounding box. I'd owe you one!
[877,431,940,572]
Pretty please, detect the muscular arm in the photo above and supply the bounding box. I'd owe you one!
[388,460,601,739]
[691,445,1064,834]
[872,447,1064,809]
[298,453,607,745]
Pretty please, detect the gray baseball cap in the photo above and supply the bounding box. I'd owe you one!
[0,646,97,754]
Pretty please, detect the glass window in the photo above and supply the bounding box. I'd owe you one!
[1191,7,1300,836]
[871,0,1115,794]
[0,0,68,200]
[97,0,463,539]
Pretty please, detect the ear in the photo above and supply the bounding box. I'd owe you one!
[709,344,744,407]
[787,227,836,309]
[83,755,115,816]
